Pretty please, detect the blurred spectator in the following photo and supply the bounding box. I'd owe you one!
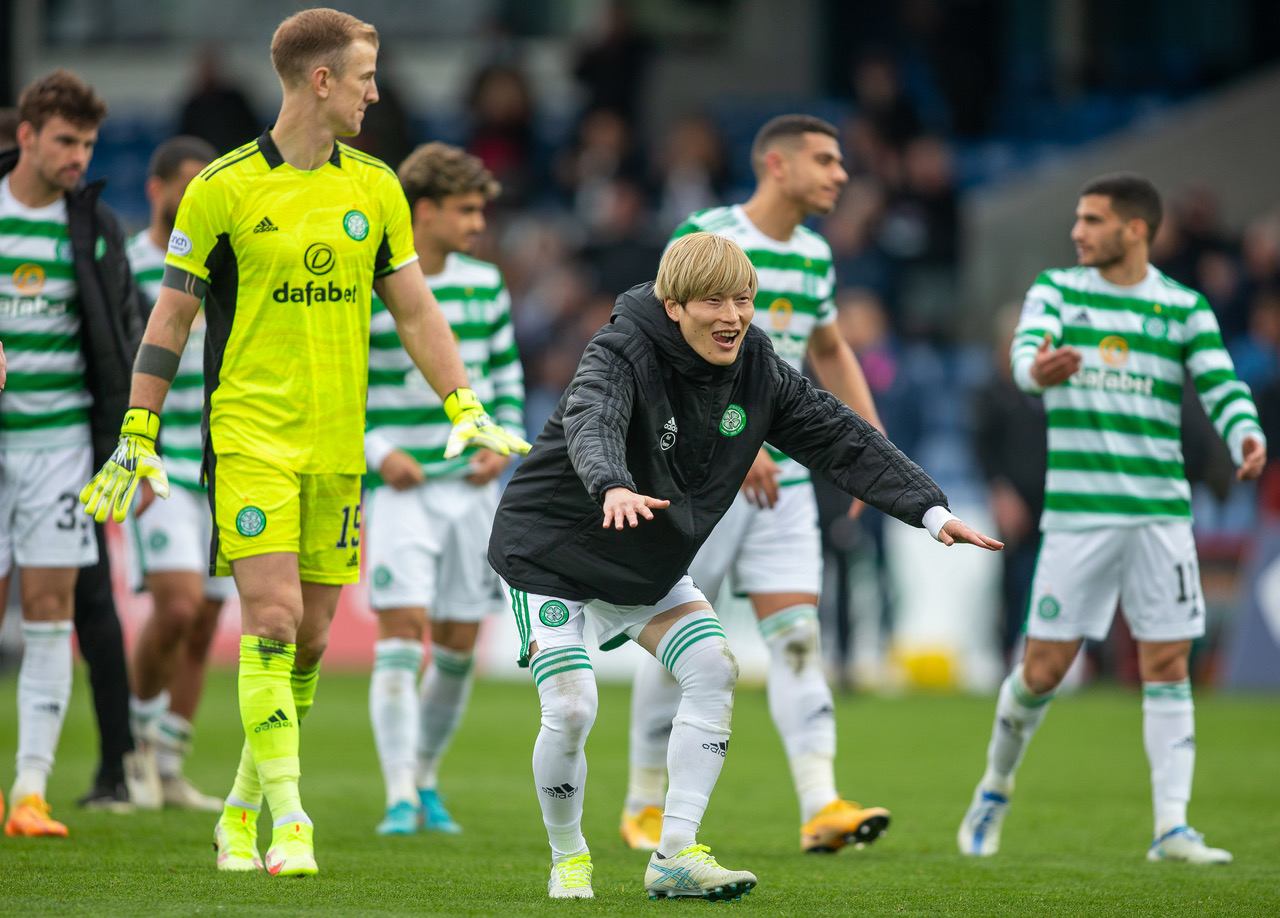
[875,135,960,339]
[572,2,652,123]
[176,47,261,154]
[556,108,645,229]
[971,302,1046,667]
[850,51,921,151]
[823,176,891,300]
[1229,287,1280,393]
[0,108,18,150]
[1236,216,1280,335]
[653,114,728,233]
[580,178,664,295]
[466,64,537,208]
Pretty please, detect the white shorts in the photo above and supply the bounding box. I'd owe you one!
[505,574,709,666]
[0,443,98,577]
[125,484,236,601]
[1026,522,1206,643]
[690,483,823,599]
[366,478,501,621]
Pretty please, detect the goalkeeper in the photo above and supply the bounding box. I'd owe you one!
[80,8,527,878]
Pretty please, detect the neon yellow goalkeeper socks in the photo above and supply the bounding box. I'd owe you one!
[291,662,321,722]
[239,636,303,819]
[227,659,323,809]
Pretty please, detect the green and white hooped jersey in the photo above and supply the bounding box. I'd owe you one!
[670,205,837,486]
[0,174,90,450]
[1012,265,1264,531]
[127,231,207,491]
[365,253,524,484]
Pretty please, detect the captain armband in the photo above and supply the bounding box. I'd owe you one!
[135,343,182,382]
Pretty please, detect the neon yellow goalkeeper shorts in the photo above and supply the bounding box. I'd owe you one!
[208,452,362,584]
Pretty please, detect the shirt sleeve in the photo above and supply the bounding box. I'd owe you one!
[162,174,232,297]
[1185,294,1266,465]
[1010,271,1064,394]
[814,261,838,328]
[373,169,418,278]
[489,281,526,437]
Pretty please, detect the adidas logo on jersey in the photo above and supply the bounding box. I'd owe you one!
[253,217,279,233]
[1071,308,1091,324]
[664,417,678,433]
[541,783,577,799]
[346,551,359,568]
[254,708,293,733]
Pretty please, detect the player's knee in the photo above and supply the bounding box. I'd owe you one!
[157,596,201,637]
[1021,658,1066,694]
[22,587,74,622]
[763,612,821,673]
[295,636,327,670]
[538,670,598,747]
[677,635,738,696]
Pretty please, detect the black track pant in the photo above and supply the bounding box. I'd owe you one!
[74,522,134,785]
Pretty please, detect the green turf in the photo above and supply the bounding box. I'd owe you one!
[0,668,1276,916]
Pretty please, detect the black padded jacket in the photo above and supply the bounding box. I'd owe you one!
[0,149,145,467]
[488,282,948,606]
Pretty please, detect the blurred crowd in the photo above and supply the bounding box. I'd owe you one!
[8,14,1277,685]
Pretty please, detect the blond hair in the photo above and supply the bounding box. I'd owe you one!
[270,8,379,90]
[398,142,501,208]
[655,232,758,305]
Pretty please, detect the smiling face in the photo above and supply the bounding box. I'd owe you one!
[664,289,755,366]
[325,39,379,137]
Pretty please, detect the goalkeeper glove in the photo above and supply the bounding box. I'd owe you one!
[79,408,171,523]
[443,388,531,459]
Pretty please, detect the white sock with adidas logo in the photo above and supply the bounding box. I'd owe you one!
[530,645,596,861]
[656,611,736,856]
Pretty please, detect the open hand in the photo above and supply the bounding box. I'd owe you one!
[938,519,1004,551]
[602,487,670,530]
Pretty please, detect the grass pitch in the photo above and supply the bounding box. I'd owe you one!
[0,668,1277,916]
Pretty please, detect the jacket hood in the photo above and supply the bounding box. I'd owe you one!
[611,281,739,379]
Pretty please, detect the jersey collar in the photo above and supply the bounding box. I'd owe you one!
[257,128,343,170]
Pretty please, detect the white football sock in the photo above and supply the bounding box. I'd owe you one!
[530,645,596,861]
[657,611,737,857]
[626,654,679,813]
[13,621,74,801]
[416,643,475,791]
[759,606,839,822]
[129,689,171,746]
[154,710,194,779]
[1143,680,1195,838]
[370,638,423,808]
[981,664,1053,797]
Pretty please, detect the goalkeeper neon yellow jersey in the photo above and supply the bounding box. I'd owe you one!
[163,129,417,474]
